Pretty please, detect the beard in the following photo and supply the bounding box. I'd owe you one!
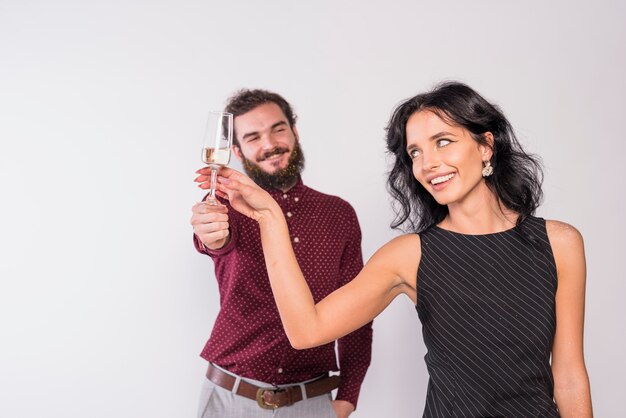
[241,141,306,190]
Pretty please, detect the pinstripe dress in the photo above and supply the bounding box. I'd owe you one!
[416,216,560,417]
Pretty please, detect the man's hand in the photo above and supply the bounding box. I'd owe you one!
[206,167,279,223]
[332,400,355,418]
[190,202,230,250]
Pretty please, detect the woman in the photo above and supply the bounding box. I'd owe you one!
[200,82,592,417]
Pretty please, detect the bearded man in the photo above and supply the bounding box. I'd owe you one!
[191,89,372,418]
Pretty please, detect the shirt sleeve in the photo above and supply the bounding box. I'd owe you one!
[334,204,373,409]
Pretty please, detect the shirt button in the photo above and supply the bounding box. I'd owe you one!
[283,194,288,199]
[278,368,283,374]
[294,237,300,243]
[286,211,293,218]
[294,197,299,202]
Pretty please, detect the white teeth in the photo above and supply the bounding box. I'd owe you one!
[431,173,455,185]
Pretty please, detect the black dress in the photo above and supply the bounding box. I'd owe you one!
[416,216,560,417]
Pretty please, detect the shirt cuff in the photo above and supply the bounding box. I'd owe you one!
[335,365,369,409]
[197,225,237,257]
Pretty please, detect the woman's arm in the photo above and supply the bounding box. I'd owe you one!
[217,167,419,349]
[546,220,593,417]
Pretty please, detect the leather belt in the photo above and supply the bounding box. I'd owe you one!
[205,364,341,409]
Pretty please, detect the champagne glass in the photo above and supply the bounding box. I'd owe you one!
[201,111,233,204]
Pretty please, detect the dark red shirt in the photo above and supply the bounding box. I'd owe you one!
[194,178,372,407]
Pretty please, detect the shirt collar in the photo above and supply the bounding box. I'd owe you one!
[265,176,307,204]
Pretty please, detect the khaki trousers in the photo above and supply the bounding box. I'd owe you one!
[197,373,336,418]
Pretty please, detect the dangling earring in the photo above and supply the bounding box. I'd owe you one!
[482,160,493,177]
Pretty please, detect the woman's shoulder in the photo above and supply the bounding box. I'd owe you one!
[387,232,421,249]
[544,220,586,274]
[545,219,584,248]
[373,234,421,298]
[368,233,421,273]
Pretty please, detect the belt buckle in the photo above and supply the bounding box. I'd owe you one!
[256,387,284,409]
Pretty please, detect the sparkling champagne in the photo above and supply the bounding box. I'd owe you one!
[202,147,231,166]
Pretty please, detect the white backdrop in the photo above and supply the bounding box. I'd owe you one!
[1,1,624,417]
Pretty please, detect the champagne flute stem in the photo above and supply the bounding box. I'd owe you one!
[207,166,219,205]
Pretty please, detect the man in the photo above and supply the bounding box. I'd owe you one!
[190,89,372,418]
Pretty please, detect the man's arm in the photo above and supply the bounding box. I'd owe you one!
[333,204,373,414]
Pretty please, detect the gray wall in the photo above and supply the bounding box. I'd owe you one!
[1,0,624,416]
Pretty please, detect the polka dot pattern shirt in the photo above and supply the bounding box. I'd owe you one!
[194,178,373,407]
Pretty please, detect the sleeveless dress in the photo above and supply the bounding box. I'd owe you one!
[416,216,560,417]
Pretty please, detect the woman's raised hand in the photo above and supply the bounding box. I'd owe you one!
[213,167,280,222]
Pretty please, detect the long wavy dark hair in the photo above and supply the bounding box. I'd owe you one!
[386,81,544,233]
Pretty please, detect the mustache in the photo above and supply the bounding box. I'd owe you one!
[257,147,290,162]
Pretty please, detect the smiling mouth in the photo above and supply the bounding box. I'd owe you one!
[430,173,456,185]
[264,153,285,161]
[258,148,289,163]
